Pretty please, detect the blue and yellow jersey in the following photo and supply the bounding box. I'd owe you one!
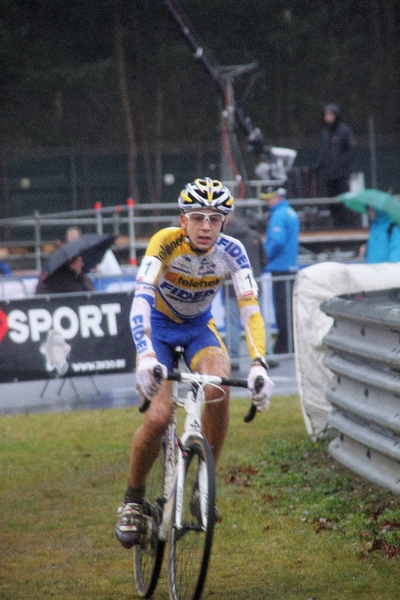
[130,227,266,361]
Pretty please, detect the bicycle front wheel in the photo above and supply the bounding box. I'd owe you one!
[168,434,216,600]
[133,443,165,598]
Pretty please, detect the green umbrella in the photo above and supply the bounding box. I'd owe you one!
[338,189,400,226]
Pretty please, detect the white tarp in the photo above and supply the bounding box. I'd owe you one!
[293,261,400,439]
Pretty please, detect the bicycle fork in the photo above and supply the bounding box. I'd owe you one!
[175,388,209,531]
[158,407,178,542]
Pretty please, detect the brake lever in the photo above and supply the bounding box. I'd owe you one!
[243,375,264,423]
[138,365,163,413]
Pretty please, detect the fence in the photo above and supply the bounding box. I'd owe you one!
[0,201,139,271]
[0,189,372,274]
[0,269,297,362]
[321,289,400,494]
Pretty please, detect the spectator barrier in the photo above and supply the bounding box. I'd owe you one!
[0,291,136,383]
[321,289,400,494]
[0,272,296,413]
[292,261,400,441]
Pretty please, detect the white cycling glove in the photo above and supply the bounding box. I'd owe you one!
[247,362,275,411]
[136,354,168,400]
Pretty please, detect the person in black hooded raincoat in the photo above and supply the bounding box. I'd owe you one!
[315,104,358,228]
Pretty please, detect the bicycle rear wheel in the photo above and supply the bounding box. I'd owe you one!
[133,444,165,598]
[168,434,215,600]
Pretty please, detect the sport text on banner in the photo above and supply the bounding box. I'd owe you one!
[0,291,135,382]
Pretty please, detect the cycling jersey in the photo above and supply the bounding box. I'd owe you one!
[130,227,266,365]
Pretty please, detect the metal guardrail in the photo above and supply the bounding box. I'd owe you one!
[1,197,266,271]
[224,273,296,361]
[0,176,373,272]
[0,200,140,271]
[321,290,400,494]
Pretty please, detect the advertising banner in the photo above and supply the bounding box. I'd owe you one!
[0,291,135,383]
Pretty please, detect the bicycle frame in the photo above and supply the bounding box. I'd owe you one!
[158,373,220,541]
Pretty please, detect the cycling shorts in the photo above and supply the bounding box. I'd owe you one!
[151,309,228,372]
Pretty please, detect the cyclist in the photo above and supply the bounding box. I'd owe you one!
[115,177,274,548]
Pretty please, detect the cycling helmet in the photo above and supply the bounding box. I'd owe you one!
[178,178,234,215]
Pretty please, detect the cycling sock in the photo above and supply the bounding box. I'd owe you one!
[124,484,146,504]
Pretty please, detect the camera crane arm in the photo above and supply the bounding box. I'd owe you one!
[163,0,297,187]
[164,0,228,107]
[164,0,262,193]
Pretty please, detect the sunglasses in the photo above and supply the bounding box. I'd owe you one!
[184,212,225,225]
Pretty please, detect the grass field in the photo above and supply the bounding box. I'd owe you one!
[1,394,400,600]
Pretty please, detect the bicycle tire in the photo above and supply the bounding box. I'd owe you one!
[168,434,216,600]
[133,444,166,598]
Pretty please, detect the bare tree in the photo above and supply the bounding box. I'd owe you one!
[114,0,139,201]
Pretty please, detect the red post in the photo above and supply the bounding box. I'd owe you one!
[94,201,103,234]
[127,198,137,267]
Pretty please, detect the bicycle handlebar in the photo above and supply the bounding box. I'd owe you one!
[243,375,264,423]
[167,371,247,386]
[138,367,265,422]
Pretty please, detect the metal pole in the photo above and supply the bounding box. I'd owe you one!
[94,202,103,234]
[127,198,137,268]
[70,153,78,212]
[113,205,122,236]
[34,210,42,271]
[286,276,293,353]
[1,152,11,240]
[369,115,377,189]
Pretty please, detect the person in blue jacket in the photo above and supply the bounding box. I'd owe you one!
[262,187,300,354]
[0,261,12,275]
[389,224,400,262]
[366,207,400,263]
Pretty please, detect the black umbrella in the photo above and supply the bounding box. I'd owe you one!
[45,233,116,274]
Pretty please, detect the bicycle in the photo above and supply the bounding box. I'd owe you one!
[133,346,263,600]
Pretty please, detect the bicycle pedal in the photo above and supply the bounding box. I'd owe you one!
[178,439,190,457]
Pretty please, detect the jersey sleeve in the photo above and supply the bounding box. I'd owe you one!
[231,267,266,361]
[129,233,166,359]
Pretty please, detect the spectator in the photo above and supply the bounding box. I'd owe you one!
[365,207,400,263]
[223,214,270,369]
[389,225,400,262]
[65,226,122,275]
[65,226,83,243]
[35,255,95,294]
[262,187,300,354]
[314,104,358,229]
[0,261,12,275]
